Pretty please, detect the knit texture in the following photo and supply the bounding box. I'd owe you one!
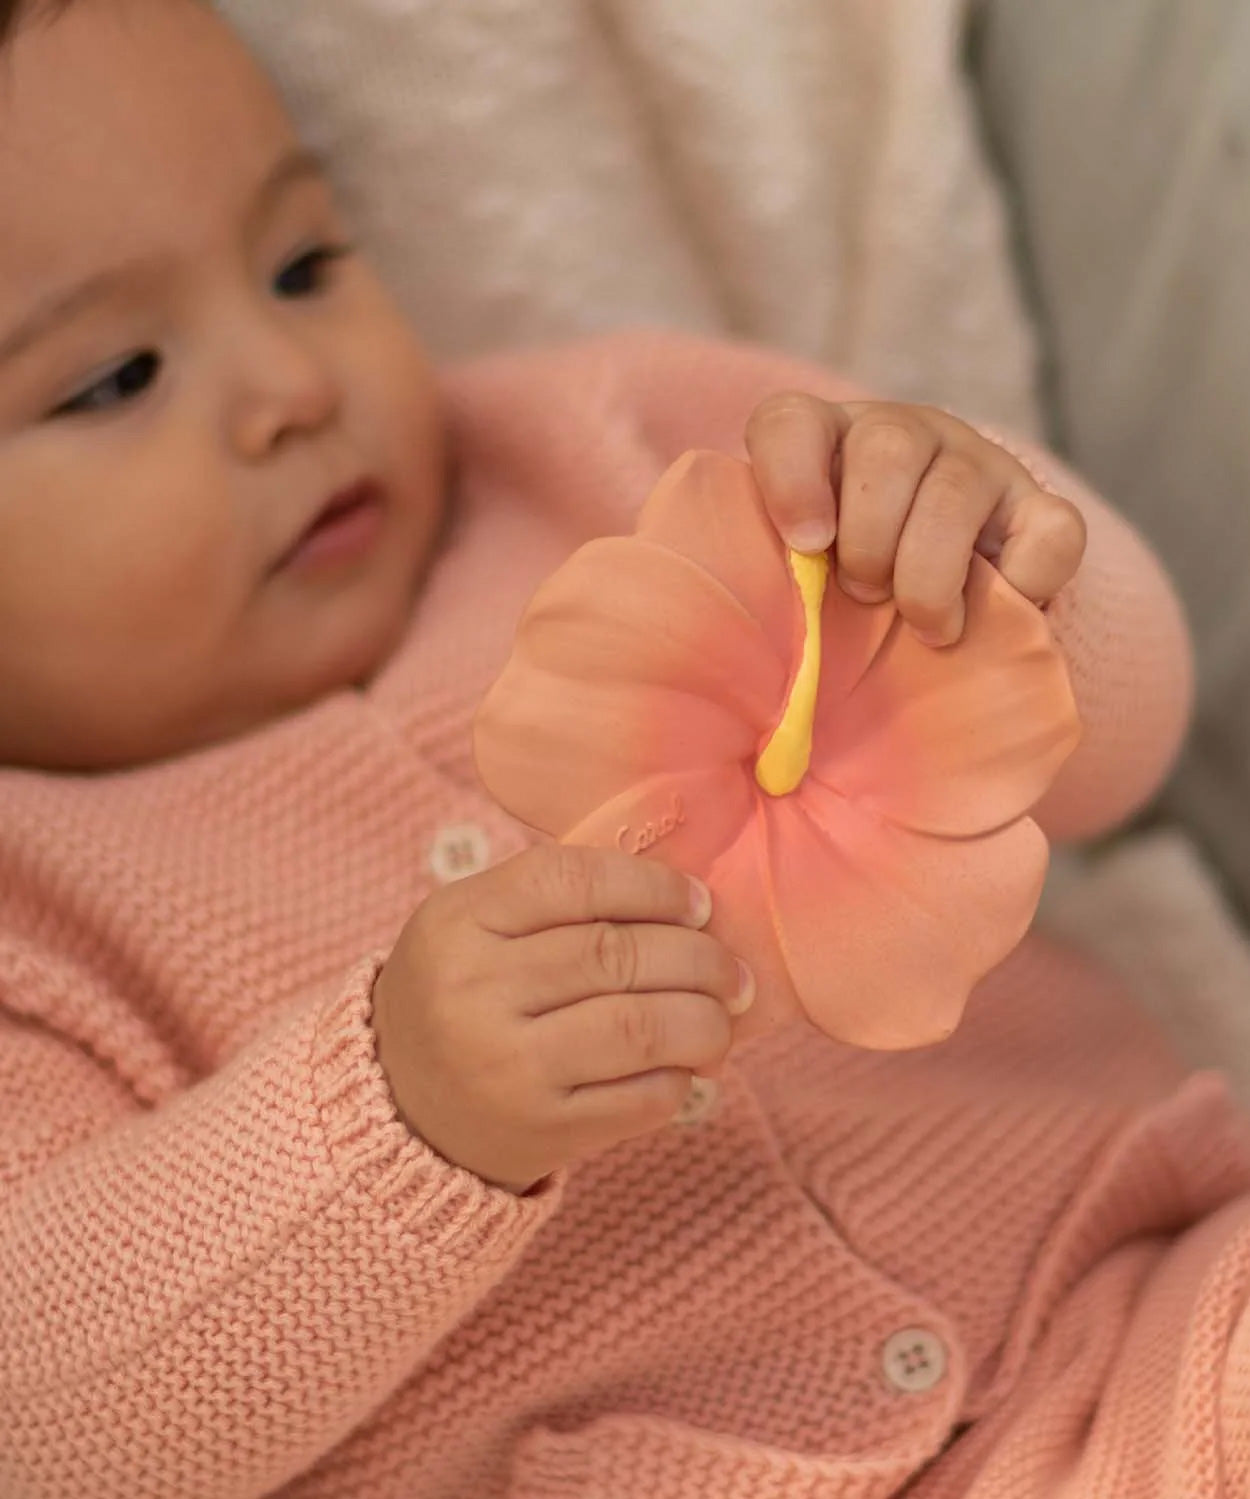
[0,330,1247,1498]
[218,0,1043,435]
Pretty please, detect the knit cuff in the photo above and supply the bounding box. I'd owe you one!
[308,955,564,1239]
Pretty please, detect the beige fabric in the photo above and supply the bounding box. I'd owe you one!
[216,0,1042,434]
[1042,834,1250,1106]
[974,0,1250,912]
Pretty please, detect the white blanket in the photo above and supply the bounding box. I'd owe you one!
[218,0,1042,434]
[1042,834,1250,1106]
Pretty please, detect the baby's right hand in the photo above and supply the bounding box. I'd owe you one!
[372,845,754,1195]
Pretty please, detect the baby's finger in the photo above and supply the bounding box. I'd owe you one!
[745,392,849,553]
[979,488,1087,607]
[469,844,711,939]
[512,920,754,1018]
[549,1067,699,1156]
[539,989,735,1090]
[834,408,939,604]
[893,450,1000,645]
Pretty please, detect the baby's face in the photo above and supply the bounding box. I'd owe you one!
[0,0,445,769]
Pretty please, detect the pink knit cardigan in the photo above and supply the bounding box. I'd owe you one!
[2,331,1247,1499]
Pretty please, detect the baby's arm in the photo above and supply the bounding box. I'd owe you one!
[0,962,558,1499]
[988,438,1193,843]
[1106,1188,1250,1496]
[975,1167,1250,1495]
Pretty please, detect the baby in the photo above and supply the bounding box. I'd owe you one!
[2,1,1248,1496]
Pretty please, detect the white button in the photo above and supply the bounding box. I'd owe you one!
[428,823,492,884]
[672,1076,719,1126]
[881,1328,947,1393]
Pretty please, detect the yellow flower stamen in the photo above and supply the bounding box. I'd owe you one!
[755,548,829,796]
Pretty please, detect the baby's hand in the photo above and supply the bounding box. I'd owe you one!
[745,394,1087,646]
[372,845,752,1195]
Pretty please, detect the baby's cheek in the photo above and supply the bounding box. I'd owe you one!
[363,363,447,592]
[347,293,444,482]
[6,432,240,647]
[104,501,242,647]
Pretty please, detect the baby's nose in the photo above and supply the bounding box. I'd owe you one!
[225,322,341,459]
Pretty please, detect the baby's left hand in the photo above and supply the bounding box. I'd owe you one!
[744,393,1087,646]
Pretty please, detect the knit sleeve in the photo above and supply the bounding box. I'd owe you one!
[983,438,1194,844]
[603,325,876,466]
[1076,1192,1250,1495]
[0,957,561,1499]
[604,328,1193,843]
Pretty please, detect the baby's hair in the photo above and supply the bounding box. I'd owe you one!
[0,0,198,53]
[1,0,74,49]
[0,0,24,45]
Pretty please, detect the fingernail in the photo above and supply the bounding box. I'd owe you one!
[785,520,835,554]
[672,1075,720,1124]
[686,877,713,928]
[728,958,756,1015]
[915,626,952,649]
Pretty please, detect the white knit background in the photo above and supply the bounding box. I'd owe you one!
[216,0,1042,433]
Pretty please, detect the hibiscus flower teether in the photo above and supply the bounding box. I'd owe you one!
[474,451,1081,1048]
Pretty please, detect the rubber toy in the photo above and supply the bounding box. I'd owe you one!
[474,450,1081,1047]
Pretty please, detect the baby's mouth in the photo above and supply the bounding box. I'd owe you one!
[272,479,386,574]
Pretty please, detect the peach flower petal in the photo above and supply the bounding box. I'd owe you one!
[474,448,1081,1051]
[474,666,757,837]
[634,451,798,664]
[635,452,899,762]
[561,763,754,875]
[510,535,786,731]
[812,571,897,709]
[810,558,1080,839]
[760,776,1050,1047]
[565,773,807,1043]
[702,815,801,1040]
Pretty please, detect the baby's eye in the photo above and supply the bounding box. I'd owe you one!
[274,244,352,299]
[50,351,162,419]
